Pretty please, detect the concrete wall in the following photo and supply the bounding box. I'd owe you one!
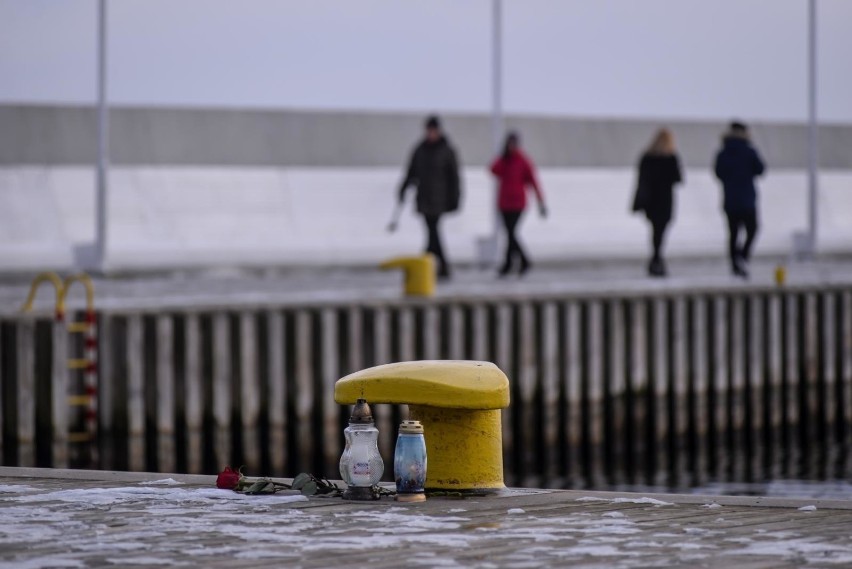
[1,105,850,272]
[1,165,850,272]
[2,104,852,169]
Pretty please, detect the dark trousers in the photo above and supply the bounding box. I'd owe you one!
[650,218,669,261]
[423,214,449,276]
[726,210,758,266]
[501,210,528,271]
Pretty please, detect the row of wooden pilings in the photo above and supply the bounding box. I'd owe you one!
[1,285,851,489]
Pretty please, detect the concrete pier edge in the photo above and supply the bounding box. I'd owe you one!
[3,466,851,510]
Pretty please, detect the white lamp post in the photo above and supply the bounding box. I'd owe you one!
[793,0,819,260]
[806,0,818,257]
[94,0,109,272]
[477,0,503,268]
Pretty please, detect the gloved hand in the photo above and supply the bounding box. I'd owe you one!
[538,202,548,219]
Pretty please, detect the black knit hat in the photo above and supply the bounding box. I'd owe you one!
[425,115,441,130]
[730,120,748,133]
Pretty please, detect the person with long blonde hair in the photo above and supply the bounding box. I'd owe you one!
[631,128,683,277]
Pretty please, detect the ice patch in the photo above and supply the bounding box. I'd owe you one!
[615,497,674,506]
[507,508,526,514]
[11,486,307,506]
[576,496,674,506]
[798,505,817,511]
[674,541,715,551]
[0,522,65,544]
[764,531,801,540]
[584,536,624,544]
[702,503,722,509]
[0,484,36,493]
[178,545,239,557]
[483,527,571,542]
[234,549,298,560]
[0,506,72,524]
[725,537,852,564]
[680,553,710,561]
[725,537,755,545]
[410,554,466,568]
[73,541,151,553]
[138,478,183,486]
[602,511,625,518]
[563,545,641,558]
[298,533,473,552]
[448,508,467,513]
[684,527,715,536]
[576,523,640,536]
[106,557,189,566]
[624,540,664,548]
[333,510,468,530]
[0,558,85,569]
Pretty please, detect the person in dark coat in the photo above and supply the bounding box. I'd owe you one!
[490,132,547,277]
[396,115,461,279]
[632,128,683,277]
[714,121,766,278]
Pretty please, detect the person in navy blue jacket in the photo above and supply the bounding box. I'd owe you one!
[714,121,766,278]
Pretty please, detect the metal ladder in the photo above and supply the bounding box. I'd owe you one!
[22,272,98,464]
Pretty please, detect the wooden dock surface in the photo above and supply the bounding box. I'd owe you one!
[1,467,851,568]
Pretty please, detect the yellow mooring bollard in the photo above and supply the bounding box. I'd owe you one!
[380,254,436,297]
[334,360,510,493]
[775,264,787,286]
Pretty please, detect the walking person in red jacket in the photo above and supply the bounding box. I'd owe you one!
[490,132,547,277]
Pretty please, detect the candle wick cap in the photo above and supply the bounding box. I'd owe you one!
[349,398,374,423]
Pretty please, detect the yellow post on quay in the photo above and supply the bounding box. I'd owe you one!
[775,264,787,286]
[380,254,436,297]
[334,360,510,492]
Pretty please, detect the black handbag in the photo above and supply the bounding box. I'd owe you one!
[631,181,648,213]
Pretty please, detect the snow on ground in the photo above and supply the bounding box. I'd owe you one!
[2,478,852,568]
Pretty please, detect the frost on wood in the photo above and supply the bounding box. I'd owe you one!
[575,496,675,506]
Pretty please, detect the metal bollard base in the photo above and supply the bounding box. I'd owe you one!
[342,486,379,501]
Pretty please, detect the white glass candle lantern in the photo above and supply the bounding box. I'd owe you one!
[339,399,384,500]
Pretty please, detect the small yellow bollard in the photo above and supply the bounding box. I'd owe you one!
[334,360,510,493]
[775,264,787,286]
[380,255,436,297]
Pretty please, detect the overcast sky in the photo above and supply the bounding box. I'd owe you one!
[1,0,850,123]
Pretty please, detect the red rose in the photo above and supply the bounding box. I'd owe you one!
[216,466,243,490]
